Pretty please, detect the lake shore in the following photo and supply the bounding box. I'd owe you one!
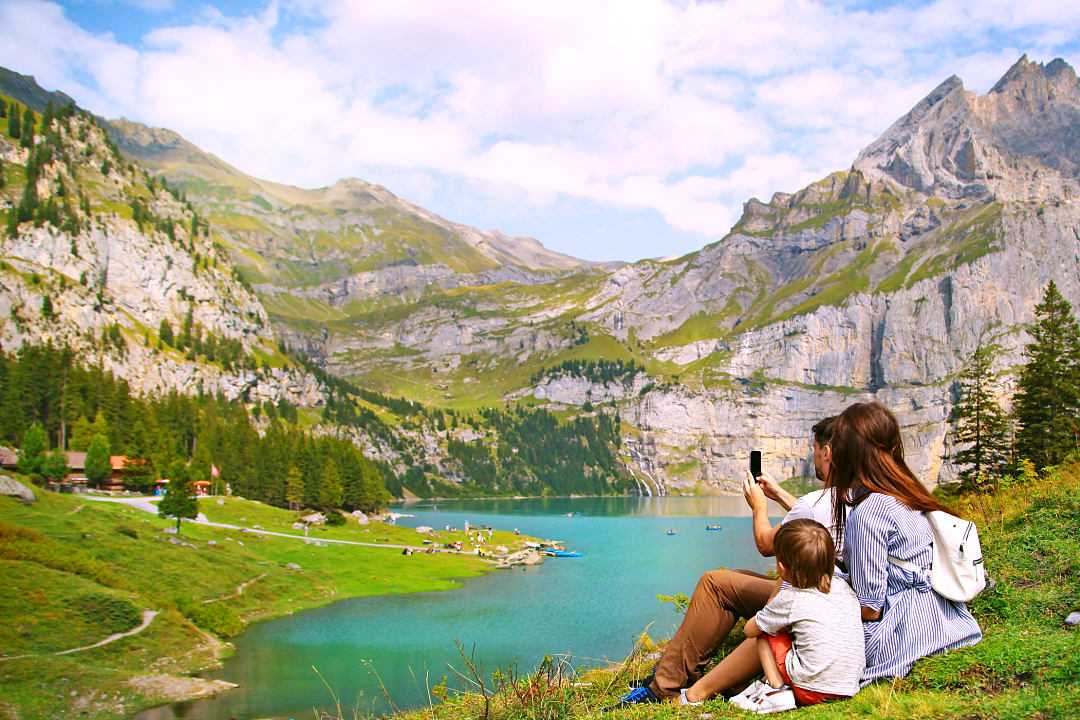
[0,484,540,720]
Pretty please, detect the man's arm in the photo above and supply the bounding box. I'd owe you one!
[756,472,798,512]
[743,472,778,557]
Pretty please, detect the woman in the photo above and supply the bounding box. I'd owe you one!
[830,402,982,684]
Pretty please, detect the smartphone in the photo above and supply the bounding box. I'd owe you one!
[750,450,762,478]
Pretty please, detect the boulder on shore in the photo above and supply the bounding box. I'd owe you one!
[0,475,35,504]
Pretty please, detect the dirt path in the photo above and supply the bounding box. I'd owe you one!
[201,573,267,604]
[1,610,159,662]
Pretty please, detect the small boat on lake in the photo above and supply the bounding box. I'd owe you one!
[544,549,583,558]
[705,524,723,532]
[666,529,677,536]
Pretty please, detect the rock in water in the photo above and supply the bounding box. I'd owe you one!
[0,475,35,504]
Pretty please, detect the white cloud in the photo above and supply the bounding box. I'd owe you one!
[0,0,1078,258]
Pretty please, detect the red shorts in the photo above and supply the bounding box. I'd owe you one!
[766,632,848,707]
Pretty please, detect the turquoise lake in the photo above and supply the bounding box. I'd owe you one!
[140,495,780,720]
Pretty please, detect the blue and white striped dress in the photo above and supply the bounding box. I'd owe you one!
[839,492,982,685]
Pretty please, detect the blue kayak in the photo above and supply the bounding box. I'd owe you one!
[705,525,723,532]
[545,549,583,558]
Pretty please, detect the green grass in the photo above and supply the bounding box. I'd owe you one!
[0,484,534,719]
[196,496,529,553]
[391,460,1080,720]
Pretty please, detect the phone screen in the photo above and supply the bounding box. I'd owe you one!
[750,450,762,478]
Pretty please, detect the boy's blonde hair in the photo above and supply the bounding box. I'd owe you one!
[774,519,835,593]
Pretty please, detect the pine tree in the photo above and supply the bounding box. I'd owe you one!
[20,107,34,149]
[41,295,53,319]
[158,478,198,534]
[7,105,19,139]
[319,457,342,510]
[285,464,304,511]
[0,98,6,118]
[951,342,1011,489]
[85,433,112,487]
[68,416,94,451]
[40,449,69,484]
[17,422,47,477]
[158,319,174,347]
[0,158,5,189]
[1014,281,1080,469]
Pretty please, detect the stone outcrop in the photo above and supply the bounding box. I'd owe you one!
[0,475,36,504]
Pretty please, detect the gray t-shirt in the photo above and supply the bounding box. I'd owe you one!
[754,576,865,696]
[782,487,840,552]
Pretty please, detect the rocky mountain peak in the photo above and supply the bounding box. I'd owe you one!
[990,54,1079,99]
[854,55,1080,200]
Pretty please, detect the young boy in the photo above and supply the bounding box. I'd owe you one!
[679,519,864,713]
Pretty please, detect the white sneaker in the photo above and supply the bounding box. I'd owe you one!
[679,688,703,706]
[729,679,770,710]
[747,685,796,714]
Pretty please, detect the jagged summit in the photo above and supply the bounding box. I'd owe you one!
[855,55,1080,200]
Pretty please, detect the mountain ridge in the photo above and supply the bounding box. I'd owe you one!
[2,55,1078,497]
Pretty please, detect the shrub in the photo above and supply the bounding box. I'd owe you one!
[176,597,244,637]
[77,593,141,635]
[324,510,346,526]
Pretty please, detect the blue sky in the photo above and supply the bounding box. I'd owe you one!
[2,1,1079,262]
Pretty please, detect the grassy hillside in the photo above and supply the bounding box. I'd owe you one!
[0,485,532,720]
[392,460,1080,720]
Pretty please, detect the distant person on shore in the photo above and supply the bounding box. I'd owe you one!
[620,417,842,704]
[678,519,864,712]
[828,402,981,684]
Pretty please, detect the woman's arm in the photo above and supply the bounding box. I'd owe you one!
[844,496,892,618]
[744,616,762,638]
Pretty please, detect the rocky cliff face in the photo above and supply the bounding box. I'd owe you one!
[0,97,321,407]
[526,57,1080,493]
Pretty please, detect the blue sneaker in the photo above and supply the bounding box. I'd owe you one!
[619,685,661,705]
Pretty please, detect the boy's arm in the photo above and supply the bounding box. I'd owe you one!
[752,588,793,637]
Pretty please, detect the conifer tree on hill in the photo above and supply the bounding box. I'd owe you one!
[951,341,1011,489]
[1014,281,1080,469]
[40,450,69,484]
[285,465,304,511]
[85,433,112,488]
[319,457,343,511]
[7,103,20,139]
[19,106,34,149]
[17,422,47,478]
[158,477,198,534]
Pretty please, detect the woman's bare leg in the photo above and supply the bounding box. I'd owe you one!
[684,637,761,703]
[756,636,785,688]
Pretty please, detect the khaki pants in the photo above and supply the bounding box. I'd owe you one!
[649,569,776,699]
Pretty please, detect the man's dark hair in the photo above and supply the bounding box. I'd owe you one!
[812,416,837,446]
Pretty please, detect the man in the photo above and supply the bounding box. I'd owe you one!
[620,416,838,704]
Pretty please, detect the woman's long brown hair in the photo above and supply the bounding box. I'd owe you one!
[830,402,948,543]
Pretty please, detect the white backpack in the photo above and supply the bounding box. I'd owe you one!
[888,511,986,603]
